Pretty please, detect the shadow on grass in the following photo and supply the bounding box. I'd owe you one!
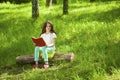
[0,64,33,75]
[51,5,120,23]
[69,6,120,23]
[0,15,36,66]
[69,3,91,9]
[0,13,31,32]
[0,3,31,10]
[81,7,119,22]
[0,58,75,76]
[104,41,120,74]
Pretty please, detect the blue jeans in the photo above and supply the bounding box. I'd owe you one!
[34,46,55,62]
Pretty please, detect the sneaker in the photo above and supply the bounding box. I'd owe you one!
[41,64,49,69]
[33,64,38,69]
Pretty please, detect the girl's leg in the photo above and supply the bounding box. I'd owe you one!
[44,48,55,64]
[41,47,54,69]
[41,47,49,63]
[34,46,40,66]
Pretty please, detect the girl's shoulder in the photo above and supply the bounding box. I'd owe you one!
[51,32,57,38]
[40,33,45,37]
[51,32,56,35]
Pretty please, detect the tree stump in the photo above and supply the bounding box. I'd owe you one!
[16,52,74,64]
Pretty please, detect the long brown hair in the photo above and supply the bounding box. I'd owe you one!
[40,20,56,35]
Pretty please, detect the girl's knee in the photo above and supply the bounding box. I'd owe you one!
[35,46,39,49]
[35,46,39,50]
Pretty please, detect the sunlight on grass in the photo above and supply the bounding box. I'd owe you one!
[0,1,120,80]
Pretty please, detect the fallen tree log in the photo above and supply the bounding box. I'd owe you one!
[16,52,74,64]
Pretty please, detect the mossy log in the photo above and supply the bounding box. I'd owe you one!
[16,52,74,64]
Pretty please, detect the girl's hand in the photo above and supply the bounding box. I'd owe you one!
[45,44,48,46]
[34,43,36,46]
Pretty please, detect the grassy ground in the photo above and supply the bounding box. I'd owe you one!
[0,1,120,80]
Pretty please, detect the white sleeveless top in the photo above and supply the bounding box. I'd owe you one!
[40,32,57,50]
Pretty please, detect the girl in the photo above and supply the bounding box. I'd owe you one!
[33,20,57,69]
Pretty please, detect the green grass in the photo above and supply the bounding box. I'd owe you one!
[0,1,120,80]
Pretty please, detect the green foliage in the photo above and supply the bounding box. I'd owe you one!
[0,0,119,4]
[0,0,31,4]
[0,1,120,80]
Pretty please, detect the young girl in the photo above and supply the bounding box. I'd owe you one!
[33,20,57,69]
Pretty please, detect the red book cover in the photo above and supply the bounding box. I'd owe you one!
[32,37,46,47]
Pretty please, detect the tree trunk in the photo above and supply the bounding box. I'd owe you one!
[32,0,39,18]
[63,0,68,14]
[46,0,52,7]
[16,52,74,64]
[52,0,57,4]
[90,0,96,2]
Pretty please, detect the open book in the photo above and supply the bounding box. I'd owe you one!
[32,37,46,47]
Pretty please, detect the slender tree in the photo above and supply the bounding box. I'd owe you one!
[63,0,68,14]
[52,0,57,4]
[90,0,96,2]
[32,0,39,18]
[46,0,52,7]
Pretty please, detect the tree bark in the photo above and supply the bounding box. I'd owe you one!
[46,0,52,7]
[32,0,39,18]
[90,0,96,2]
[16,52,74,64]
[52,0,57,4]
[63,0,68,14]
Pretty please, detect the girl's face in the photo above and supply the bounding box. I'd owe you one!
[46,23,51,33]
